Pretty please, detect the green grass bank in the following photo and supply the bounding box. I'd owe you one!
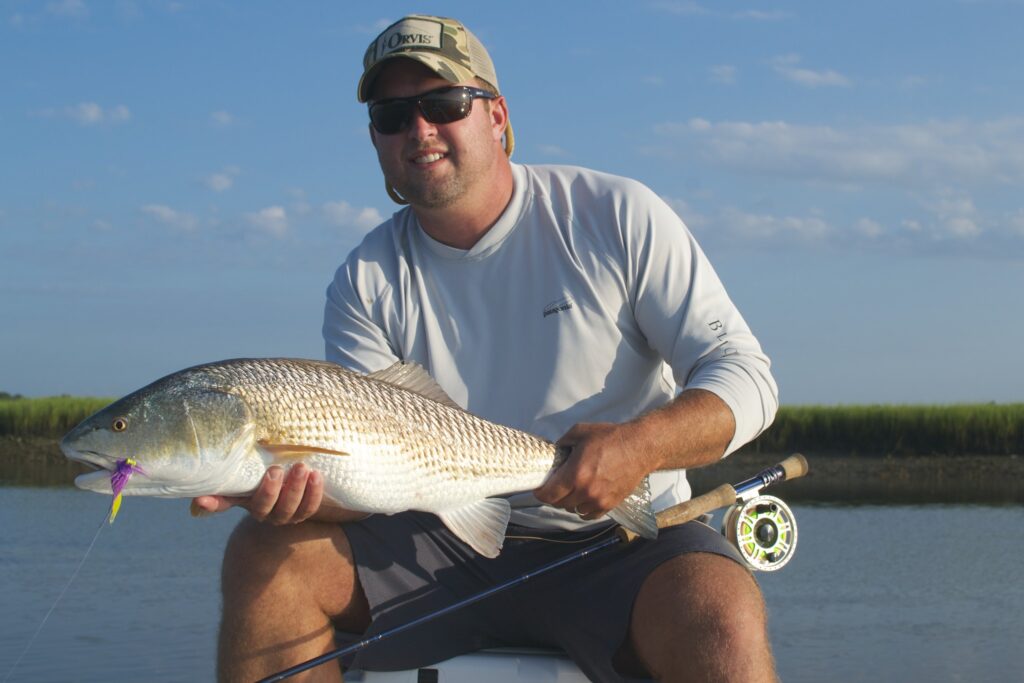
[744,403,1023,457]
[2,396,1022,456]
[0,395,115,438]
[1,396,1021,501]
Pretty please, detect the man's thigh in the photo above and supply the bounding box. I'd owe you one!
[621,552,773,681]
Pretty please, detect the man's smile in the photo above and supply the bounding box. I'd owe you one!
[411,151,448,165]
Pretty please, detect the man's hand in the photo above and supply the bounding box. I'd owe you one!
[191,464,368,524]
[533,390,738,520]
[533,422,656,520]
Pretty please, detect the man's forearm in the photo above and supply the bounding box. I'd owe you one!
[626,388,736,473]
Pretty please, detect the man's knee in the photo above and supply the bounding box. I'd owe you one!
[221,517,369,631]
[626,552,774,682]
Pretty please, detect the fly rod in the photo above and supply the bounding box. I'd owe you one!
[257,453,809,683]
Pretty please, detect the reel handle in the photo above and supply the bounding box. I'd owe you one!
[617,453,810,543]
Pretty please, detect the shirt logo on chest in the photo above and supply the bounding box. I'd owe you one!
[543,296,575,318]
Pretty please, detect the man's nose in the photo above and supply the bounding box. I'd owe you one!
[406,105,439,139]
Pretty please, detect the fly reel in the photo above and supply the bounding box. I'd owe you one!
[721,495,797,571]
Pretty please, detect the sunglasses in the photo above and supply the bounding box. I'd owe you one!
[368,85,497,135]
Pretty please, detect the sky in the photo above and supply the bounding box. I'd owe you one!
[2,0,1022,405]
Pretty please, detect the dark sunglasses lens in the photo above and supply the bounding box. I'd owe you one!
[370,102,411,134]
[419,92,472,124]
[370,89,481,134]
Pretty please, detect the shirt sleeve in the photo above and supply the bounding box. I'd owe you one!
[623,184,779,456]
[322,256,401,375]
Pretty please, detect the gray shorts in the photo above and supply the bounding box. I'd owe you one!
[341,511,747,682]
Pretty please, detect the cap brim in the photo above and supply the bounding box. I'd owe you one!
[357,53,478,102]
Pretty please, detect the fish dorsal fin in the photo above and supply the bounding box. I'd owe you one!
[257,441,350,459]
[607,474,658,540]
[436,498,512,558]
[368,362,461,409]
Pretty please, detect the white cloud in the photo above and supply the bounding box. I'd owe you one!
[205,174,232,192]
[355,18,394,34]
[855,218,885,239]
[204,166,240,192]
[926,191,982,239]
[732,9,789,20]
[652,3,789,20]
[70,102,103,124]
[210,110,234,126]
[1009,210,1024,237]
[650,1,709,15]
[38,102,132,125]
[771,54,851,88]
[46,0,88,18]
[651,117,1024,188]
[662,197,830,244]
[710,65,737,84]
[106,105,131,122]
[661,196,707,229]
[642,75,665,87]
[247,206,289,238]
[538,144,569,157]
[142,204,198,232]
[323,201,383,233]
[717,207,831,241]
[900,75,930,89]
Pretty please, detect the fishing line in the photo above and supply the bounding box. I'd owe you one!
[2,515,107,683]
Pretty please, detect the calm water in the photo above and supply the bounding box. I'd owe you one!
[1,488,1022,682]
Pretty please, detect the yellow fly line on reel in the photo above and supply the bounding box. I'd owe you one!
[722,494,798,571]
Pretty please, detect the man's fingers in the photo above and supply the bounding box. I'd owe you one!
[265,464,310,525]
[246,466,285,521]
[291,470,324,523]
[534,465,575,507]
[190,495,243,516]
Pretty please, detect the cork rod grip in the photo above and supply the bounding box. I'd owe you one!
[617,483,737,543]
[780,453,809,481]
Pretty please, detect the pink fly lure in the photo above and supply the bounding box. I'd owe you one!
[108,458,145,523]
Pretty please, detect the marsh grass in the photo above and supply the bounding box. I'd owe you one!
[0,396,113,438]
[748,403,1024,456]
[1,396,1022,456]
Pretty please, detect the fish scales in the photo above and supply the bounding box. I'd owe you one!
[61,358,657,557]
[203,359,557,508]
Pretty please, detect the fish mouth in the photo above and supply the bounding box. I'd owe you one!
[63,447,115,472]
[66,451,124,493]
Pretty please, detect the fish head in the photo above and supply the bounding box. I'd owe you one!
[61,375,253,497]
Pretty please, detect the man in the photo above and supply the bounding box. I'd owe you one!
[197,14,779,683]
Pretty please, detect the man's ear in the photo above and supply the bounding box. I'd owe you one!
[489,96,509,143]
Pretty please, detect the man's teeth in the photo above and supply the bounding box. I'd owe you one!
[414,152,445,164]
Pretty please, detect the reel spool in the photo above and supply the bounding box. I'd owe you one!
[721,495,797,571]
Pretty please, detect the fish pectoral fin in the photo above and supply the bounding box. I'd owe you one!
[257,440,350,458]
[607,475,659,540]
[436,498,512,559]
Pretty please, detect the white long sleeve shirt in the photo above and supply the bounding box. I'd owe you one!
[324,163,778,529]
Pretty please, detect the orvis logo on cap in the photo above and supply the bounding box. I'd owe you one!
[375,18,443,60]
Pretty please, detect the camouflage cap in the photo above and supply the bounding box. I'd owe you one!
[357,15,500,102]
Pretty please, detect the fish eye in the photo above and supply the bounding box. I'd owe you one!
[112,417,129,432]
